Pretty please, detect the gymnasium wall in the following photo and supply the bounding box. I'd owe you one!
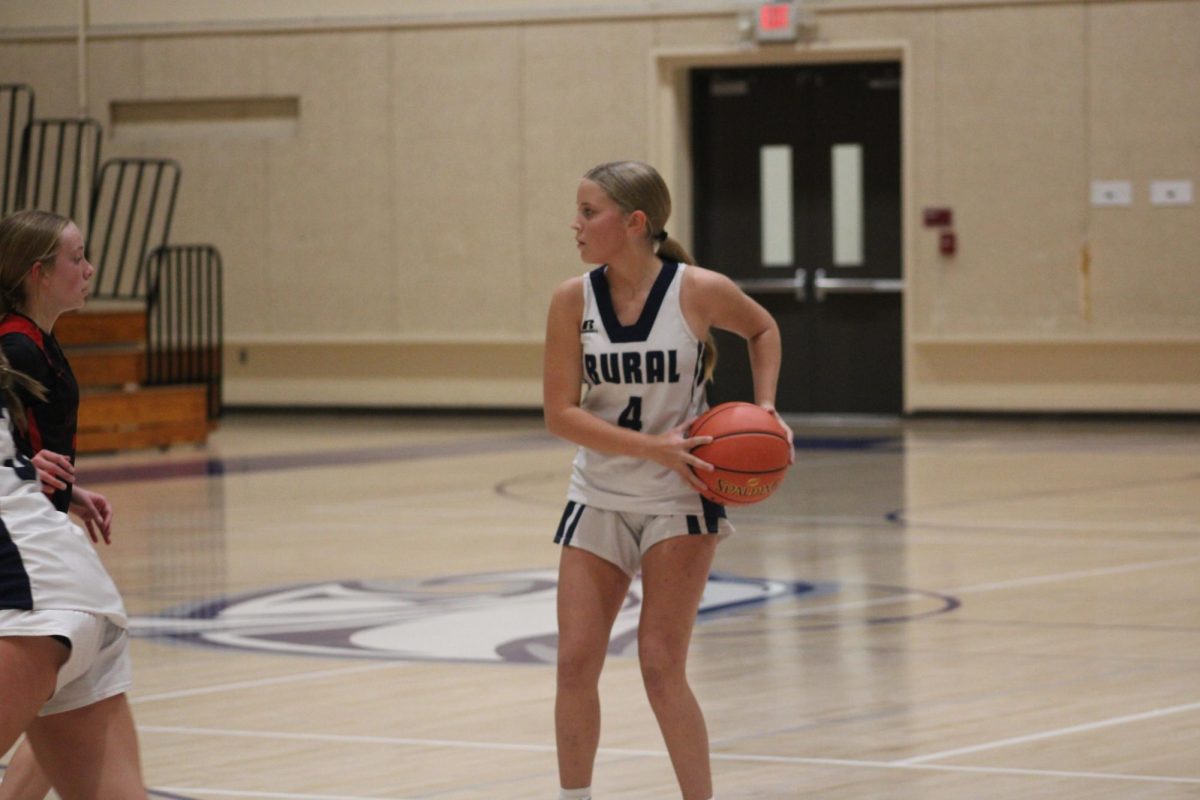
[2,0,1197,412]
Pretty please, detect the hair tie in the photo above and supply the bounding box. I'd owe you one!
[654,229,669,243]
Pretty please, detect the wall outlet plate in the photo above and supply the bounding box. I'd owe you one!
[1091,180,1132,207]
[1149,180,1193,206]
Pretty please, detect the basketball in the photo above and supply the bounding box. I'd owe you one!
[687,402,792,505]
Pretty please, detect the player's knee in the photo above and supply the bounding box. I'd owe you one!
[556,646,604,691]
[638,638,685,698]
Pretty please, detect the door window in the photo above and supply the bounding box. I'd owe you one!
[759,144,794,267]
[831,143,864,267]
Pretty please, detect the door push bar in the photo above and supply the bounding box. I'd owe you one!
[735,268,904,303]
[734,268,807,301]
[813,268,904,302]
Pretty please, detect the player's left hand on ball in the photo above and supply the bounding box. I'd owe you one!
[762,405,795,464]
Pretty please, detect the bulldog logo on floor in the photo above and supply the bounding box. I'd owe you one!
[132,570,818,664]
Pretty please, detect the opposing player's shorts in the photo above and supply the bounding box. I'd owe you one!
[0,608,133,716]
[553,501,733,576]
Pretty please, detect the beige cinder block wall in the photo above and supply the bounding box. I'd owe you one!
[1,0,1197,412]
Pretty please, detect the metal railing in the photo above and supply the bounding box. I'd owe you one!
[16,117,102,223]
[145,245,224,419]
[0,84,34,216]
[87,158,181,299]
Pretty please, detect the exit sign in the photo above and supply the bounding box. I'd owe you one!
[756,2,799,41]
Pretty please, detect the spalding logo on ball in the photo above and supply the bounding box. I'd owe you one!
[687,402,792,505]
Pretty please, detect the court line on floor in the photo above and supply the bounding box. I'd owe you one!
[83,431,563,485]
[760,553,1200,621]
[89,430,894,490]
[132,662,408,704]
[151,790,417,800]
[895,700,1200,765]
[898,517,1200,535]
[941,553,1200,595]
[886,472,1200,531]
[138,725,1200,786]
[739,515,1200,540]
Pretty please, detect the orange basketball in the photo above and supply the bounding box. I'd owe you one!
[687,402,792,505]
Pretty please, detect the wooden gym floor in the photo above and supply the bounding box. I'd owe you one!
[3,411,1199,799]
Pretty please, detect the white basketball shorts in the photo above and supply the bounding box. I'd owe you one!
[554,501,733,576]
[0,608,133,715]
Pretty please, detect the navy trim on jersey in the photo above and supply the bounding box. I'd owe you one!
[554,501,586,545]
[0,517,34,610]
[589,261,679,344]
[4,456,36,482]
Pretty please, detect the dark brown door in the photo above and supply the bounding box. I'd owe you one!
[691,62,903,414]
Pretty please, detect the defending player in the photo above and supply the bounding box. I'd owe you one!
[0,348,148,798]
[0,209,117,799]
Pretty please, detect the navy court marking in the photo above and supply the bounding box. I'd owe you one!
[82,431,563,485]
[80,431,901,487]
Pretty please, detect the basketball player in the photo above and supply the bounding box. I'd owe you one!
[543,161,790,800]
[0,210,116,799]
[0,349,148,798]
[0,210,112,538]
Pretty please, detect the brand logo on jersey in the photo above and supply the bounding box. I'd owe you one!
[584,350,681,385]
[130,570,819,664]
[580,319,598,333]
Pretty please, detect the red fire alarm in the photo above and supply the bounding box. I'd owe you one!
[923,207,953,228]
[939,230,957,256]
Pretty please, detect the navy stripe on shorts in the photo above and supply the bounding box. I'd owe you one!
[554,501,586,546]
[688,496,726,535]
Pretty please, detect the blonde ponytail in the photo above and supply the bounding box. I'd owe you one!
[583,162,719,381]
[656,235,718,381]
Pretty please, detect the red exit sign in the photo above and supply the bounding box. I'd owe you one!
[760,3,792,31]
[756,3,799,41]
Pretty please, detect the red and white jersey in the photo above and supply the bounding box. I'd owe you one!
[567,261,712,515]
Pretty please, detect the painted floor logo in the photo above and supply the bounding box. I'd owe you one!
[132,570,818,664]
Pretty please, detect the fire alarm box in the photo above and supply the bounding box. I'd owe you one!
[939,231,957,256]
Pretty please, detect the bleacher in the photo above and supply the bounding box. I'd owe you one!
[1,83,221,452]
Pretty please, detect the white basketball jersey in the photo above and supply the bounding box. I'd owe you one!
[0,411,127,627]
[567,261,712,515]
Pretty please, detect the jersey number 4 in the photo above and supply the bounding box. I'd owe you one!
[617,396,643,431]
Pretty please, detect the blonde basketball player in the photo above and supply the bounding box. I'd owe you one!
[543,161,789,800]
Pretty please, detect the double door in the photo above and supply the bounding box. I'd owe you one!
[690,62,903,414]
